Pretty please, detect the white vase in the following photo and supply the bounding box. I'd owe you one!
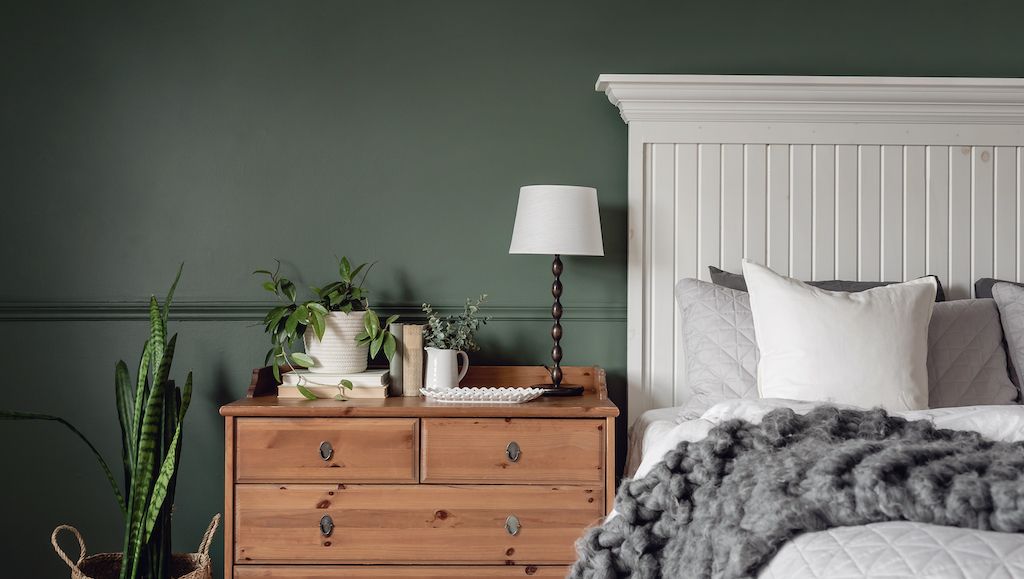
[303,311,369,374]
[423,347,470,390]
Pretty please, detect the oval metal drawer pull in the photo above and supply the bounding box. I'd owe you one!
[505,514,521,536]
[319,441,333,462]
[320,514,334,537]
[506,441,521,462]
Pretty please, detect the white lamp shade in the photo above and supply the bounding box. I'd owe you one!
[509,185,604,256]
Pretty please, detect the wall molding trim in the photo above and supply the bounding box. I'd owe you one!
[0,301,627,322]
[596,74,1024,125]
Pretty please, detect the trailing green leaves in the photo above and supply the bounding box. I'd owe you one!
[255,257,400,382]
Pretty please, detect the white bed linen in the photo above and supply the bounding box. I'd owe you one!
[627,399,1024,579]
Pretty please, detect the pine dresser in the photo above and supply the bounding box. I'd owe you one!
[220,365,619,578]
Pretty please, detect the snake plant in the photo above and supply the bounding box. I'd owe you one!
[1,266,193,579]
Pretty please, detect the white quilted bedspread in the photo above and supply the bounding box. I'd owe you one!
[629,399,1024,579]
[760,522,1024,578]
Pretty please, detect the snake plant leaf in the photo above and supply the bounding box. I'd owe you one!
[291,352,315,367]
[114,361,135,480]
[0,410,127,515]
[149,297,166,375]
[142,373,191,542]
[123,345,170,579]
[131,339,151,453]
[152,335,177,393]
[296,383,318,400]
[161,263,183,327]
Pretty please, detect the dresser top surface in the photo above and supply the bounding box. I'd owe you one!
[220,365,619,418]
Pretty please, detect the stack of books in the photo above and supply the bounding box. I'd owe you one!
[279,369,390,399]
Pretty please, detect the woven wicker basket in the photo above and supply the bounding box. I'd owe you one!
[51,514,219,579]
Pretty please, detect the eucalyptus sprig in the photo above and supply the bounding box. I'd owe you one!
[255,257,397,381]
[422,294,491,352]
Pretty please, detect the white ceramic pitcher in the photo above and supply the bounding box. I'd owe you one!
[424,347,469,390]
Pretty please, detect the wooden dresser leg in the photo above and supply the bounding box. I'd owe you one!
[605,416,616,514]
[224,416,235,579]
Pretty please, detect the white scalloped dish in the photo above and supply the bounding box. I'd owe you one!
[421,386,546,404]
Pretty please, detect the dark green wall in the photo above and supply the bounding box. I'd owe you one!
[3,0,1024,575]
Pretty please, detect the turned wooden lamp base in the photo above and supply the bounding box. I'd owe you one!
[534,255,585,397]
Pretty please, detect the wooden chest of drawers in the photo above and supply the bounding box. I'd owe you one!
[221,366,618,578]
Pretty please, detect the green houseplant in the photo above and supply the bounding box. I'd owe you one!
[421,295,491,390]
[255,257,397,382]
[1,266,213,579]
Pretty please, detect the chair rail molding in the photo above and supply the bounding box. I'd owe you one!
[0,301,626,322]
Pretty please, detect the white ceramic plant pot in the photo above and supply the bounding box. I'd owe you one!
[303,311,369,374]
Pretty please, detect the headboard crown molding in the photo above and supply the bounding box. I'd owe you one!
[596,74,1024,124]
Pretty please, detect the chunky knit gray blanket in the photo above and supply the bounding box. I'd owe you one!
[572,405,1024,579]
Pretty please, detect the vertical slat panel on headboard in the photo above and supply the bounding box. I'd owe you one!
[674,144,698,406]
[858,146,881,280]
[949,148,972,299]
[994,147,1017,281]
[881,146,904,281]
[767,145,790,275]
[697,144,722,282]
[744,145,768,265]
[649,144,677,413]
[835,145,859,280]
[904,146,927,280]
[813,145,836,280]
[721,144,745,272]
[790,145,813,280]
[973,147,995,284]
[926,146,950,285]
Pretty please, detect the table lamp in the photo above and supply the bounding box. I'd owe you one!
[509,185,604,396]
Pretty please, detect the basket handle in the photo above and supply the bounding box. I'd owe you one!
[51,525,86,569]
[197,513,221,556]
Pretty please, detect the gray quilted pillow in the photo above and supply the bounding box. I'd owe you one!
[927,299,1019,407]
[675,279,759,413]
[676,279,1018,414]
[993,282,1024,390]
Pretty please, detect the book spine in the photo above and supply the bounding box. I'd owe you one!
[401,324,424,397]
[389,322,404,397]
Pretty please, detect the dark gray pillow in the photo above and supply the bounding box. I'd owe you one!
[975,278,1024,299]
[709,266,946,302]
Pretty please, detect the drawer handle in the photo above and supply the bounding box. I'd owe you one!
[505,514,521,536]
[320,514,334,537]
[506,441,521,462]
[319,441,333,462]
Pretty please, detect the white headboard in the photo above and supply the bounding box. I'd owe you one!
[597,74,1024,424]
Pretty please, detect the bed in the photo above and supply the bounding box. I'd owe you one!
[580,74,1024,578]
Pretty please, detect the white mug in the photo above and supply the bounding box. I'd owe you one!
[423,347,469,390]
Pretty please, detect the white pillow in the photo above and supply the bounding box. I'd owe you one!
[742,260,936,411]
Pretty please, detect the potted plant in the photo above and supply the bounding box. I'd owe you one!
[421,295,491,390]
[1,267,219,579]
[255,257,397,380]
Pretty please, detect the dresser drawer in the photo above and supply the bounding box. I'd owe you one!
[234,484,602,564]
[235,418,418,483]
[235,565,570,577]
[420,418,604,483]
